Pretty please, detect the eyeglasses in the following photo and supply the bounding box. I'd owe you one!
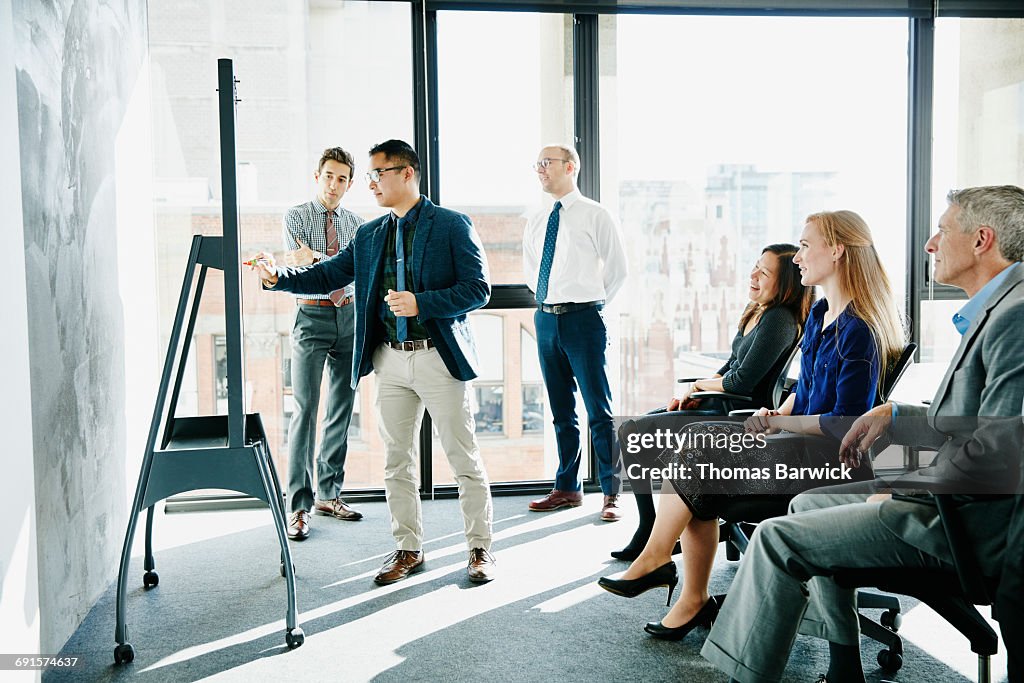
[365,166,407,183]
[533,158,569,172]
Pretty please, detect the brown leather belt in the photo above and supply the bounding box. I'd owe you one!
[298,297,353,308]
[385,339,434,351]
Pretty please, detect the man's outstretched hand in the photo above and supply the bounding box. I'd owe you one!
[839,404,893,469]
[245,251,278,286]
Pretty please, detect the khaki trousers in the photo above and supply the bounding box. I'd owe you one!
[373,344,493,551]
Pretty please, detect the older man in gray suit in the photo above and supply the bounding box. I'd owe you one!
[702,185,1024,683]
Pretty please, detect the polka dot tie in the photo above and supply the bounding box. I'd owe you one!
[535,200,561,304]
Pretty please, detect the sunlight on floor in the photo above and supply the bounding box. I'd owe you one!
[897,600,1007,681]
[143,496,617,679]
[129,493,1010,682]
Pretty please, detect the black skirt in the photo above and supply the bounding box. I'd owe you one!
[657,421,861,521]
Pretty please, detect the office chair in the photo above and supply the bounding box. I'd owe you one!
[832,494,1002,681]
[683,341,802,415]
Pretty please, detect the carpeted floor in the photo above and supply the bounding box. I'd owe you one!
[49,494,1001,682]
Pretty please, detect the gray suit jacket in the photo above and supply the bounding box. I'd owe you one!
[880,263,1024,572]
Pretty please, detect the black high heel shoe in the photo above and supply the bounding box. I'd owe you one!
[610,540,682,562]
[643,596,719,641]
[597,562,679,606]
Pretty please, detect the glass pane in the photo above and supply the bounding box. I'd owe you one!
[917,299,962,367]
[926,18,1024,360]
[432,309,571,486]
[433,10,580,487]
[149,0,412,490]
[603,15,909,416]
[436,10,574,285]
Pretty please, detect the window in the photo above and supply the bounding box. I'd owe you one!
[433,312,555,485]
[602,15,909,416]
[436,10,573,285]
[149,1,412,491]
[521,384,544,433]
[281,334,292,391]
[433,11,573,486]
[922,18,1024,366]
[521,327,545,433]
[213,335,227,414]
[469,313,505,436]
[474,385,505,434]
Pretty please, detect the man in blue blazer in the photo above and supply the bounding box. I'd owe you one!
[250,140,496,585]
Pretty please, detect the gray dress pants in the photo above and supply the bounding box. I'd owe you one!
[287,302,357,513]
[701,483,950,683]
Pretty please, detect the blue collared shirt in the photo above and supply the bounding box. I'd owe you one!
[791,299,881,439]
[952,262,1019,335]
[893,262,1020,420]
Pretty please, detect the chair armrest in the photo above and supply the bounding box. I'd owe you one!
[728,409,757,417]
[691,390,753,403]
[678,376,704,383]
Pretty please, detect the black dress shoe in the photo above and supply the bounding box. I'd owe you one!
[597,561,678,606]
[610,540,682,562]
[644,596,719,641]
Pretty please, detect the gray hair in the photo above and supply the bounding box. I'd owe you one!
[947,185,1024,262]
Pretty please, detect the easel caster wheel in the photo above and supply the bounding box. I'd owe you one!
[143,571,159,588]
[114,643,135,664]
[877,649,903,671]
[880,609,902,631]
[286,627,305,649]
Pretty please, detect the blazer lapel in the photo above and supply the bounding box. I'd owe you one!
[366,216,389,303]
[411,197,434,290]
[930,266,1024,414]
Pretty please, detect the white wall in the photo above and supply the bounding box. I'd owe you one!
[11,0,153,654]
[0,0,41,677]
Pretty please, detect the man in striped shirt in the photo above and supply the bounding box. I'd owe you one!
[282,147,364,541]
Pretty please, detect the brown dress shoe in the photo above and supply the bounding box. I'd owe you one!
[528,489,584,512]
[374,550,424,585]
[314,496,363,521]
[467,548,496,583]
[601,494,622,522]
[287,510,311,541]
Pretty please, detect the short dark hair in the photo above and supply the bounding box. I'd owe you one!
[368,139,420,176]
[318,147,355,176]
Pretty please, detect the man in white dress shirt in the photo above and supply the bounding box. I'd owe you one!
[523,144,629,520]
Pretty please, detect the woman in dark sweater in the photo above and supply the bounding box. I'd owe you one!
[599,211,906,646]
[611,243,814,561]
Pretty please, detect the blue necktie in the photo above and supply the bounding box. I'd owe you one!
[395,216,408,342]
[535,200,561,304]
